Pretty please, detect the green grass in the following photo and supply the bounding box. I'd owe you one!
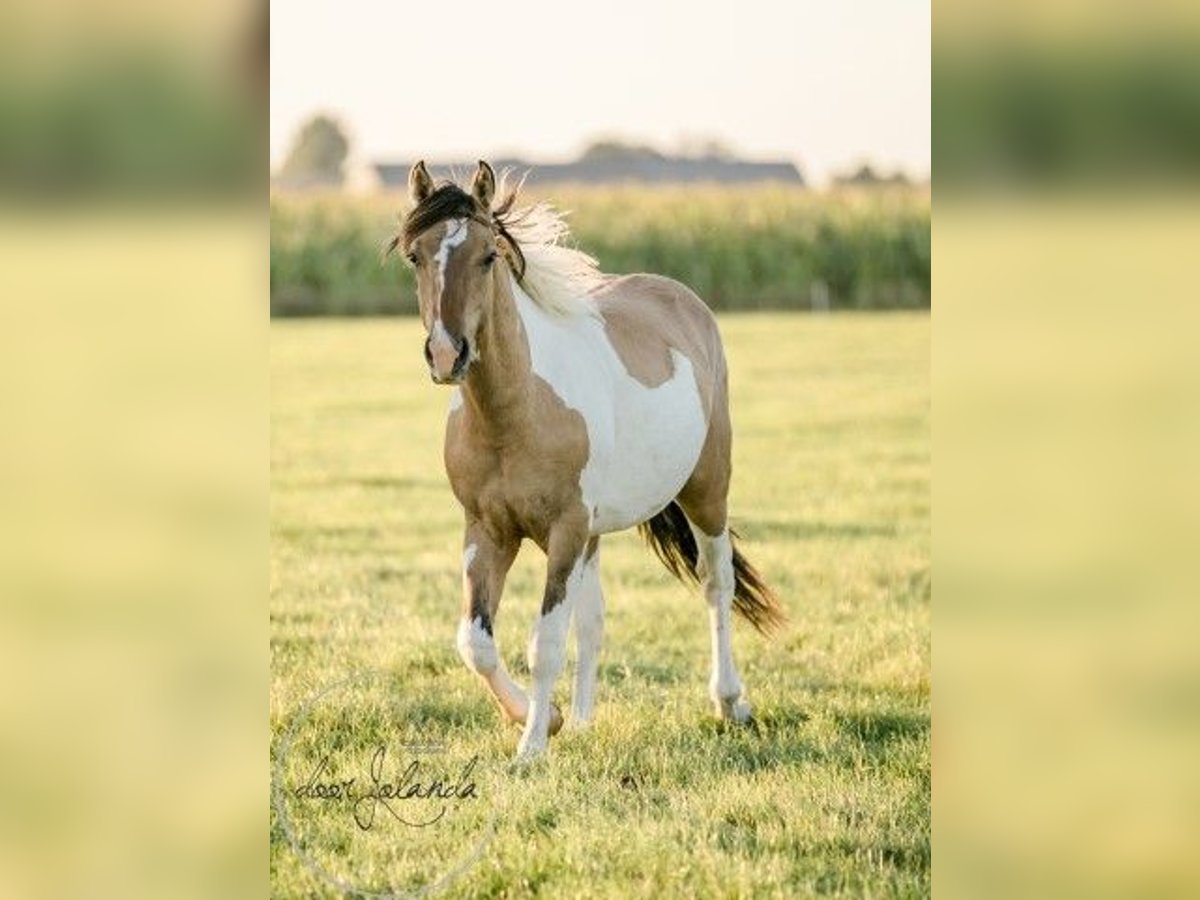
[270,313,930,898]
[270,185,930,316]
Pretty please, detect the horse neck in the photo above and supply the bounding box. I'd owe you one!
[460,268,534,435]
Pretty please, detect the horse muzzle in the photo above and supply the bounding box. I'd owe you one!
[425,328,471,384]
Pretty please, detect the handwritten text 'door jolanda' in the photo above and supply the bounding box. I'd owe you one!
[293,745,481,830]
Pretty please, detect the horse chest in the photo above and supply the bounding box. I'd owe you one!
[444,411,587,540]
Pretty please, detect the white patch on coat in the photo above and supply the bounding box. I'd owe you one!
[448,387,463,413]
[432,218,469,315]
[511,276,708,534]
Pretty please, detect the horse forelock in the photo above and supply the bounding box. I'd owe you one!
[400,184,484,249]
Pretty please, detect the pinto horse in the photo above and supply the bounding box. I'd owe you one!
[394,160,784,760]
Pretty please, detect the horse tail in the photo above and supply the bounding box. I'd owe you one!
[638,501,700,585]
[638,502,785,637]
[728,535,787,637]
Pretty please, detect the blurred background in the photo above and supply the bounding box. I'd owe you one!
[935,3,1200,899]
[269,0,930,318]
[1,2,265,899]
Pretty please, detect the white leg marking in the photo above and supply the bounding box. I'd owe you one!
[517,558,586,758]
[456,617,529,724]
[570,548,604,726]
[457,542,528,723]
[689,524,751,722]
[456,615,497,673]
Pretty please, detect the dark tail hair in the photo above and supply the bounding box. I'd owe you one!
[638,502,786,636]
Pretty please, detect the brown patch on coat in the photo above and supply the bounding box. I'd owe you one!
[677,362,732,537]
[594,273,732,536]
[443,265,593,612]
[460,520,519,631]
[446,374,591,552]
[593,273,724,415]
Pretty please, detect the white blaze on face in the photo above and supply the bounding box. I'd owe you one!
[432,218,469,317]
[428,219,471,376]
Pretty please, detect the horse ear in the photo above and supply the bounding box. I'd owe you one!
[471,160,495,210]
[408,160,434,205]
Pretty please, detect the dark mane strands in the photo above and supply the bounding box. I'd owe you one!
[400,183,477,246]
[394,177,528,280]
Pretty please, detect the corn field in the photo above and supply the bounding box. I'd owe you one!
[270,184,930,316]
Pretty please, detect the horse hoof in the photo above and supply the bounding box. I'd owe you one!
[514,736,548,765]
[716,696,753,724]
[566,711,594,730]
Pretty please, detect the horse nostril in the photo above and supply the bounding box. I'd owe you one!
[425,330,470,382]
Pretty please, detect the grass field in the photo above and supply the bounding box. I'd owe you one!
[270,312,930,898]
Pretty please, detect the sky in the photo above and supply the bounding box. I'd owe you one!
[270,0,930,186]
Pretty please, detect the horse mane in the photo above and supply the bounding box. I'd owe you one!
[396,170,606,318]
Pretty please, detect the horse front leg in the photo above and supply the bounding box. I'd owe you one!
[517,522,589,760]
[455,522,537,728]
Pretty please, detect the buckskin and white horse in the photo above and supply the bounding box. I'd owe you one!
[392,161,785,760]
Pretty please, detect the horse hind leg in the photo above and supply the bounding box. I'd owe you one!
[686,518,752,723]
[677,399,752,723]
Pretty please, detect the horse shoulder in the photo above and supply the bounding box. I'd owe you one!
[444,405,492,512]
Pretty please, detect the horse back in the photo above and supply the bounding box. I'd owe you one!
[591,274,726,418]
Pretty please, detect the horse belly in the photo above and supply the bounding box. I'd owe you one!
[584,351,708,534]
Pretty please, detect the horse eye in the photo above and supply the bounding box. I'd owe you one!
[406,252,419,266]
[482,250,498,267]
